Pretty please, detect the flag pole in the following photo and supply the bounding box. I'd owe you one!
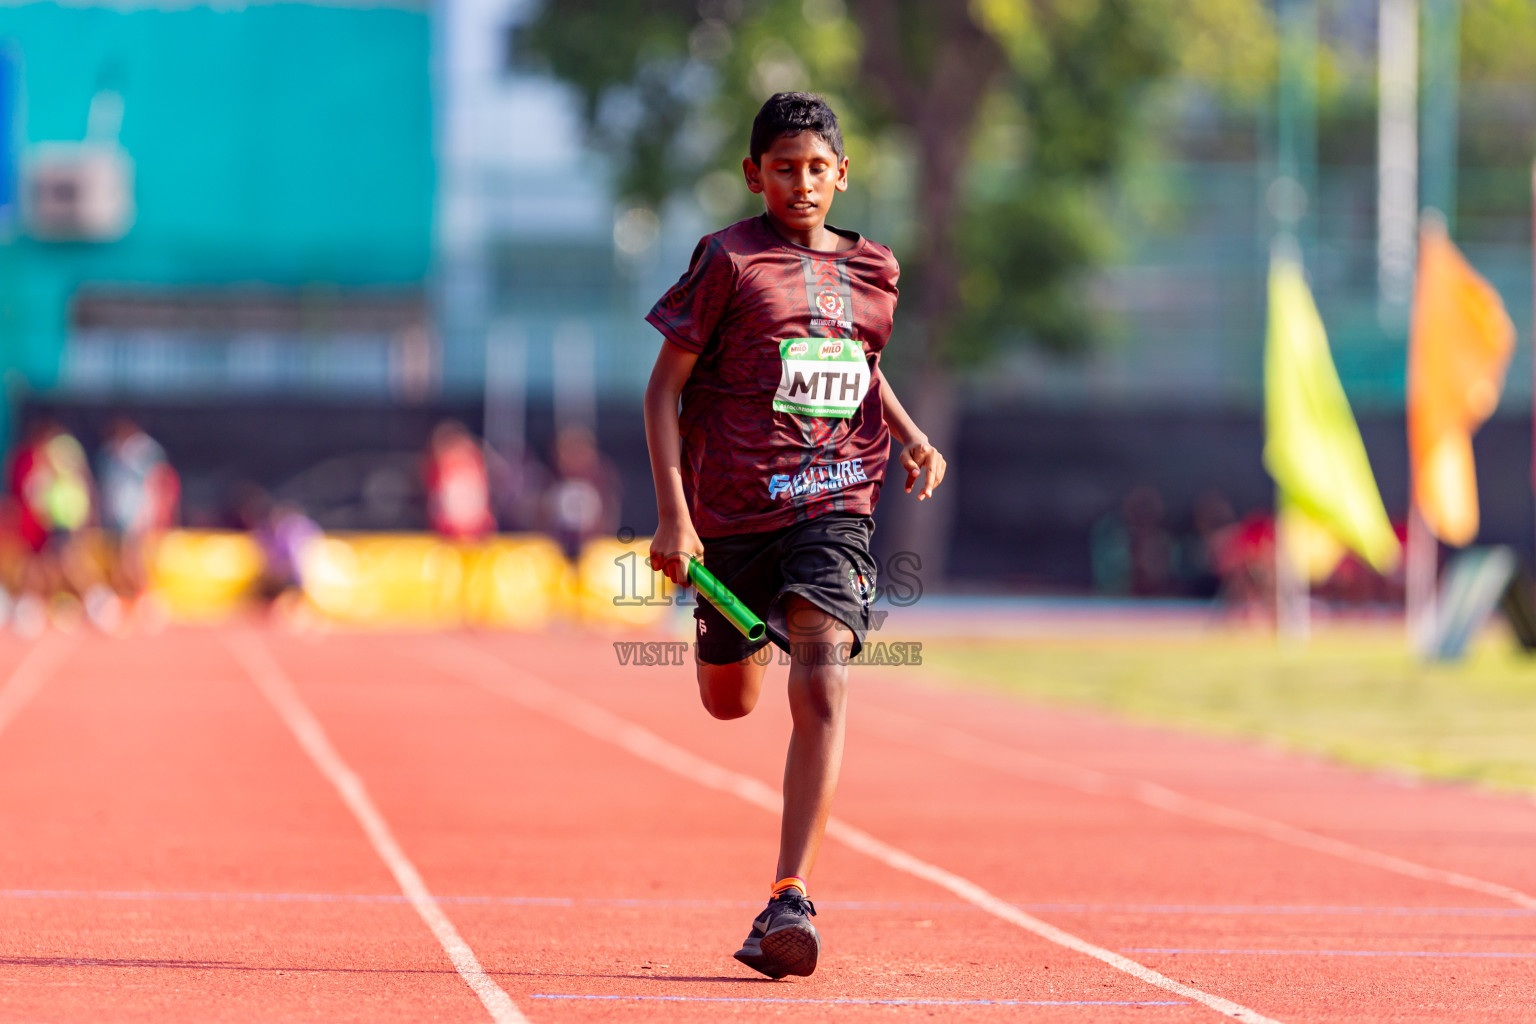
[1405,0,1459,653]
[1405,504,1436,652]
[1377,0,1418,328]
[1275,507,1310,645]
[1272,0,1317,645]
[1381,0,1423,649]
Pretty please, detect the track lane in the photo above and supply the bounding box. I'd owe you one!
[0,631,494,1023]
[257,629,1224,1022]
[456,629,1536,1022]
[861,664,1536,895]
[12,624,1535,1021]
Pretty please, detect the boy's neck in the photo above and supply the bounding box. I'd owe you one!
[762,212,853,253]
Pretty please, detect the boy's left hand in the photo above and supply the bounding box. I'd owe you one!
[899,440,947,501]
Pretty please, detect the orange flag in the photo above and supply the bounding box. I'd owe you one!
[1408,218,1516,547]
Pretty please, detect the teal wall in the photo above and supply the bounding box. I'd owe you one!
[0,2,433,392]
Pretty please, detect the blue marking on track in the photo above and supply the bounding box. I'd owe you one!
[1034,902,1536,917]
[530,994,1189,1006]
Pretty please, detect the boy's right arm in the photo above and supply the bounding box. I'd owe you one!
[643,339,704,587]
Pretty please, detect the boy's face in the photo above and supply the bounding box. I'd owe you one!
[743,131,848,237]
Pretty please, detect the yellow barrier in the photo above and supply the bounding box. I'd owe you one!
[301,534,465,628]
[147,529,672,630]
[149,530,265,622]
[462,535,572,629]
[575,536,673,628]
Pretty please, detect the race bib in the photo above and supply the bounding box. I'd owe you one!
[772,337,869,419]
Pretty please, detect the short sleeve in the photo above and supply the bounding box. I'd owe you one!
[645,235,736,354]
[849,243,901,353]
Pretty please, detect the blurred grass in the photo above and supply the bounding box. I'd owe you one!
[920,626,1536,793]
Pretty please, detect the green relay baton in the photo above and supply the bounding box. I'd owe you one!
[687,559,767,643]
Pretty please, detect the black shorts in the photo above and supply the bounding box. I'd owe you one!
[693,512,878,665]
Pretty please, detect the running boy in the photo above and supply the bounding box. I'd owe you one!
[643,92,946,979]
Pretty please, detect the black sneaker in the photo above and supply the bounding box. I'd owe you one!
[733,891,819,978]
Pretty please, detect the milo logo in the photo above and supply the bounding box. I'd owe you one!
[818,340,845,358]
[786,340,810,358]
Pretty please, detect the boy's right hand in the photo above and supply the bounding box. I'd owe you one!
[649,516,704,588]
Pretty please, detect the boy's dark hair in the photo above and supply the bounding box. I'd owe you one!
[749,92,844,165]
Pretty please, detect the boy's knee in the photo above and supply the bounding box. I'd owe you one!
[789,666,847,724]
[697,664,759,720]
[700,687,755,720]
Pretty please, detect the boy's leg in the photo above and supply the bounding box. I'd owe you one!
[696,656,768,720]
[691,530,778,719]
[775,594,853,881]
[732,593,852,980]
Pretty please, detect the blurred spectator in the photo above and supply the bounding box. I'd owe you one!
[97,419,179,612]
[485,444,552,534]
[1309,518,1408,608]
[41,428,92,541]
[1089,508,1131,595]
[8,420,53,576]
[1174,489,1236,600]
[8,420,117,633]
[6,419,52,633]
[1094,486,1208,599]
[241,487,321,611]
[1212,510,1277,618]
[1123,485,1174,597]
[544,426,620,559]
[423,420,494,541]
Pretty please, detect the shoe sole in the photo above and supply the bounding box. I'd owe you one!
[733,949,790,980]
[757,923,819,977]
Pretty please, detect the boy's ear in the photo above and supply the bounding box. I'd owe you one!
[742,157,764,194]
[835,156,849,193]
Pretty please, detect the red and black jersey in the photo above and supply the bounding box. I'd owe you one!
[647,214,900,538]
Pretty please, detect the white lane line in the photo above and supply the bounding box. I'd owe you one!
[0,636,71,740]
[423,639,1284,1024]
[3,889,1529,917]
[225,633,526,1024]
[857,704,1536,911]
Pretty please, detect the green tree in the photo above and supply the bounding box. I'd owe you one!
[1461,0,1536,82]
[522,0,1272,578]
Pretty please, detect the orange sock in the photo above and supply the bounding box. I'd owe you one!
[771,876,807,899]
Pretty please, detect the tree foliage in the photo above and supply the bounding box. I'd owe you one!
[1461,0,1536,82]
[522,0,1273,369]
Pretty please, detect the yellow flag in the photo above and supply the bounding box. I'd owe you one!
[1264,253,1400,576]
[1408,219,1515,547]
[1278,500,1347,583]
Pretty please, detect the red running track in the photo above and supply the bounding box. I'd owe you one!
[2,627,1535,1022]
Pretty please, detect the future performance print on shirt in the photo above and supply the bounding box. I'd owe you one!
[646,215,899,537]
